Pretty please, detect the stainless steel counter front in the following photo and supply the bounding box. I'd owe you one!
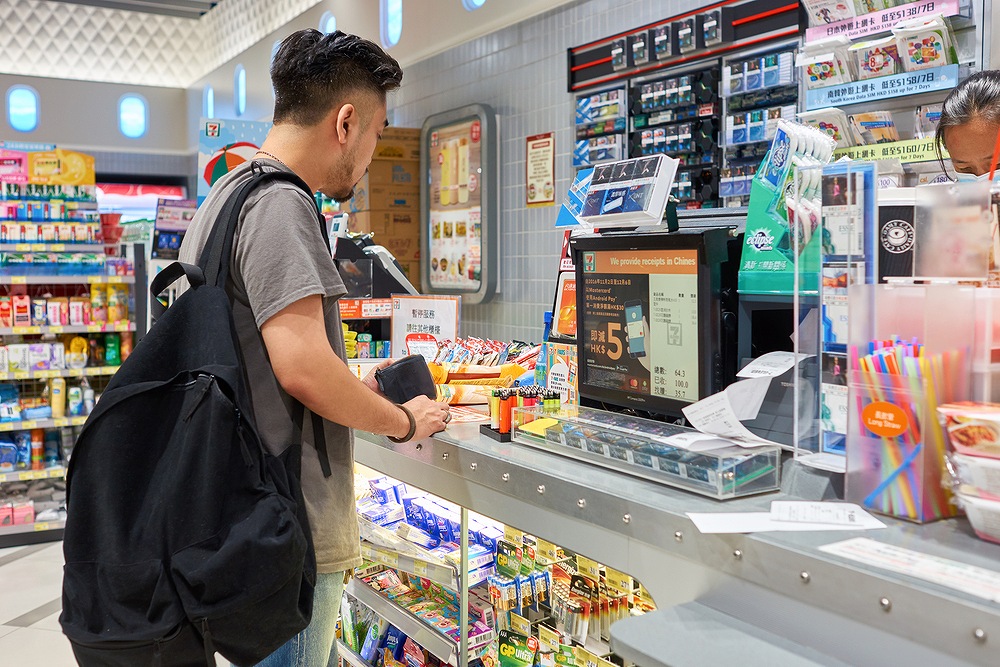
[354,424,1000,666]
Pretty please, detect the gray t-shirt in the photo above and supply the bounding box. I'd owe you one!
[178,159,361,574]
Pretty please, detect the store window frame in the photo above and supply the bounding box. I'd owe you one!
[462,0,486,9]
[7,85,39,133]
[234,64,247,117]
[118,93,148,139]
[380,0,402,48]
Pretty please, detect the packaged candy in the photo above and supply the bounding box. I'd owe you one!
[850,37,900,79]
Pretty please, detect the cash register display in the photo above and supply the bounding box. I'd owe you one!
[579,248,700,406]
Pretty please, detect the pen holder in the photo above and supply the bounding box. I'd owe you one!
[847,370,956,523]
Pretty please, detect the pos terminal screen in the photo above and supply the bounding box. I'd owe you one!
[579,248,700,406]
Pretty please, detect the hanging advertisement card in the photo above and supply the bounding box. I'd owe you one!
[197,118,272,203]
[526,132,555,207]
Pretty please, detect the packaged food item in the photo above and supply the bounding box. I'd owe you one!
[11,294,30,327]
[956,486,1000,544]
[939,402,1000,459]
[848,111,900,145]
[107,284,129,323]
[798,108,853,148]
[90,286,107,324]
[69,297,89,326]
[30,428,43,471]
[31,297,46,326]
[47,297,68,327]
[893,14,958,72]
[120,331,133,361]
[850,36,900,79]
[0,296,11,327]
[105,333,121,366]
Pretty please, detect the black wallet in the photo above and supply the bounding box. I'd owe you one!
[375,355,436,404]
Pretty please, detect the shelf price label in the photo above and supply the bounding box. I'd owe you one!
[413,560,428,577]
[19,471,34,481]
[108,276,125,284]
[11,276,27,285]
[53,418,69,427]
[510,612,531,636]
[20,420,36,429]
[379,550,399,568]
[503,525,524,545]
[575,555,601,580]
[86,324,102,333]
[537,626,561,654]
[535,538,559,564]
[806,65,959,111]
[14,244,30,252]
[805,0,961,42]
[34,522,50,531]
[49,326,64,334]
[604,567,632,595]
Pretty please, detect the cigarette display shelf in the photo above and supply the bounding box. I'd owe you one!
[0,275,135,285]
[0,464,64,485]
[345,578,491,667]
[512,405,781,500]
[354,420,1000,666]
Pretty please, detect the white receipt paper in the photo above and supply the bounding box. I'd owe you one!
[737,351,812,379]
[819,537,1000,603]
[681,376,774,447]
[687,502,886,534]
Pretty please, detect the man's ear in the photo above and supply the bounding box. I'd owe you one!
[334,103,357,145]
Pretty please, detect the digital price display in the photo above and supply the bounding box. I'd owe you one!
[579,248,699,404]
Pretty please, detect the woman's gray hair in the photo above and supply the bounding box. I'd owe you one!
[936,70,1000,169]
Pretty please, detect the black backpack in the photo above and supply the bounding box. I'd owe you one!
[60,168,333,667]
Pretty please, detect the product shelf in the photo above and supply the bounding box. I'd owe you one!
[0,275,135,285]
[0,519,65,536]
[0,322,135,336]
[0,366,120,381]
[0,244,106,252]
[0,415,87,433]
[336,640,374,667]
[345,578,491,667]
[0,465,64,484]
[359,542,460,590]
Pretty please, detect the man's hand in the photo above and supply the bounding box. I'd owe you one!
[362,358,395,394]
[400,395,451,442]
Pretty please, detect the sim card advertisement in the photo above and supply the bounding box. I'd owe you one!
[579,249,700,407]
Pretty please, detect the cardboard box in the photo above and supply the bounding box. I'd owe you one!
[367,159,420,186]
[346,175,419,213]
[373,127,420,161]
[349,209,420,237]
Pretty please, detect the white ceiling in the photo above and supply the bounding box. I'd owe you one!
[44,0,216,19]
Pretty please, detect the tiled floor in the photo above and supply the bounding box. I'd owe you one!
[0,542,227,666]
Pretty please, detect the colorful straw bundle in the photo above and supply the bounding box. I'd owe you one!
[849,337,964,522]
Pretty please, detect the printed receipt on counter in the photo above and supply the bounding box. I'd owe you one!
[681,376,774,447]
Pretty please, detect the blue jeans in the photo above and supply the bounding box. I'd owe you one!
[254,571,347,667]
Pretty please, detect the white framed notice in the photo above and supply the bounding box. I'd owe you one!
[390,295,461,361]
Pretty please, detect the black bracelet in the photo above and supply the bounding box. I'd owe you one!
[387,404,416,443]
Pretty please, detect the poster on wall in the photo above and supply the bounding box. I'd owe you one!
[196,118,272,203]
[579,248,700,403]
[428,119,483,292]
[526,132,555,207]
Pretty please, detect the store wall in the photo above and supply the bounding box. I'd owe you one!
[392,0,692,342]
[0,74,191,183]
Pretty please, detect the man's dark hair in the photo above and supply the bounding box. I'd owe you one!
[271,29,402,126]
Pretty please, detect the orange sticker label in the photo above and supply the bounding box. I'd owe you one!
[862,401,909,438]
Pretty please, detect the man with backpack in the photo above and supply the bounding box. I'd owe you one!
[179,30,449,665]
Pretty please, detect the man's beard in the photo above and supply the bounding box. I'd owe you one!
[328,144,358,203]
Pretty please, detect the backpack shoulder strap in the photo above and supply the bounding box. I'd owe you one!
[200,162,333,478]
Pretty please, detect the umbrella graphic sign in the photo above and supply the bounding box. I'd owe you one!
[197,118,272,203]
